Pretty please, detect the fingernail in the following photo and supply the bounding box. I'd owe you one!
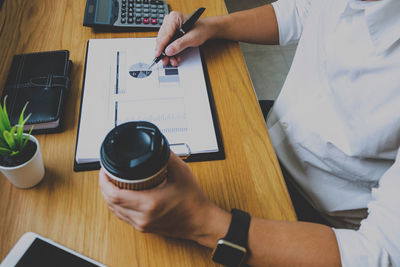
[165,46,173,56]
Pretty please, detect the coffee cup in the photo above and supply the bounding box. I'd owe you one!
[100,121,170,190]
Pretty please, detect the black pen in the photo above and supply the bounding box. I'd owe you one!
[148,7,206,69]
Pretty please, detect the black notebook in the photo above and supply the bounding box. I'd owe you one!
[1,50,72,133]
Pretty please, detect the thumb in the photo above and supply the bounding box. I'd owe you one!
[165,152,194,184]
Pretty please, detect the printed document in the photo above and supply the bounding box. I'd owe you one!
[75,38,219,164]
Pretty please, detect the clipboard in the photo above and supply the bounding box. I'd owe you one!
[74,38,224,172]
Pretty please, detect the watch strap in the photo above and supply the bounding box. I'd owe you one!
[225,209,251,248]
[212,209,251,266]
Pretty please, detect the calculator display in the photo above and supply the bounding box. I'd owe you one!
[96,0,111,23]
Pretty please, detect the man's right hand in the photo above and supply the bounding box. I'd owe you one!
[154,11,215,66]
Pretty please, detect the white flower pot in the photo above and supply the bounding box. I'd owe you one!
[0,134,45,189]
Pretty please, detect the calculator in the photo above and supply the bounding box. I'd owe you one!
[83,0,169,31]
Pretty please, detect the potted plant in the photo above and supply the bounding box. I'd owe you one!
[0,97,45,188]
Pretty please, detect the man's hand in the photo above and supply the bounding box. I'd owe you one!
[154,11,215,66]
[99,152,230,246]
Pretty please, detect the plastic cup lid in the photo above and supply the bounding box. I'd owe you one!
[100,121,170,180]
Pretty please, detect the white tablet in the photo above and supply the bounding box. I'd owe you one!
[1,232,108,267]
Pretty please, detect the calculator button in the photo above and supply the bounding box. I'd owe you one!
[136,8,142,12]
[143,13,149,18]
[151,18,157,24]
[143,18,150,24]
[158,14,164,19]
[150,4,157,8]
[136,0,141,3]
[121,12,126,18]
[128,17,134,23]
[121,18,126,23]
[135,17,142,24]
[143,4,149,8]
[128,7,133,12]
[159,18,163,24]
[143,8,149,13]
[128,12,133,17]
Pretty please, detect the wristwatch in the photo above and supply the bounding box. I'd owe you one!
[212,209,251,266]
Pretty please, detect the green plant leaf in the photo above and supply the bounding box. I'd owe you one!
[21,127,34,151]
[10,150,20,156]
[18,102,30,126]
[0,147,11,155]
[0,96,11,131]
[16,125,23,148]
[0,100,8,134]
[0,116,5,136]
[0,97,33,157]
[3,129,16,150]
[0,138,7,147]
[10,126,17,150]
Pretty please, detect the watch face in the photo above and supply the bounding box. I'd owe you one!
[212,241,246,266]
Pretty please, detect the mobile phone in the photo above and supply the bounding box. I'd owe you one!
[0,232,108,267]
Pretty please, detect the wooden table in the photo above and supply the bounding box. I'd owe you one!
[0,0,296,266]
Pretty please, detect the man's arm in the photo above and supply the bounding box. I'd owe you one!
[191,202,342,266]
[247,220,340,266]
[155,5,279,66]
[99,153,341,266]
[206,4,279,44]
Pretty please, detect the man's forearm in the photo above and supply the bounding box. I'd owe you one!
[246,218,341,266]
[192,206,341,266]
[207,4,279,45]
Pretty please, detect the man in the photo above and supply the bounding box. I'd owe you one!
[99,0,400,265]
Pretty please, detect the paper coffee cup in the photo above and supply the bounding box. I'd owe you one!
[100,121,170,190]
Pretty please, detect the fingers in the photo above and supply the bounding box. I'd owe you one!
[99,169,166,232]
[155,11,190,66]
[166,152,194,183]
[99,168,154,210]
[164,33,195,56]
[98,153,213,238]
[161,55,181,67]
[107,202,149,231]
[155,11,185,57]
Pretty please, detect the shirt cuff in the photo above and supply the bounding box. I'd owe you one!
[272,0,303,45]
[333,228,390,267]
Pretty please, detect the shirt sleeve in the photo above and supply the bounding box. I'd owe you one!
[272,0,313,45]
[333,148,400,266]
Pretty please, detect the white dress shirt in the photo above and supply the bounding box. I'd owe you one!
[269,0,400,265]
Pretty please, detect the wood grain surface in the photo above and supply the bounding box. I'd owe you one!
[0,0,296,266]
